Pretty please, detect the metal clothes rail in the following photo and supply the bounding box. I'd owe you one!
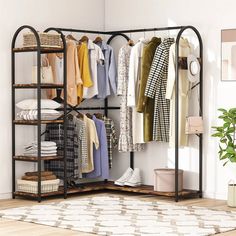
[12,25,203,202]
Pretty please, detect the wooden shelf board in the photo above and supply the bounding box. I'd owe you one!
[13,47,64,53]
[13,83,64,89]
[14,181,199,199]
[14,190,64,198]
[13,155,63,162]
[13,120,64,125]
[105,182,198,197]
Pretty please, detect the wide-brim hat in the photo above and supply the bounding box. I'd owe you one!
[187,54,200,83]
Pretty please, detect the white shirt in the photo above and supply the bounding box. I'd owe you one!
[127,38,150,144]
[83,39,104,99]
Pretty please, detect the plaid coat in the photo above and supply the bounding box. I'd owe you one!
[44,117,79,180]
[144,38,174,142]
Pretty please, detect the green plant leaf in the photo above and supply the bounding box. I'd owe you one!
[226,127,235,133]
[220,138,227,143]
[226,134,233,142]
[223,161,229,166]
[218,115,227,119]
[223,123,230,129]
[223,118,232,123]
[220,153,232,160]
[212,133,223,138]
[229,155,236,162]
[218,108,227,113]
[226,146,235,154]
[229,108,236,114]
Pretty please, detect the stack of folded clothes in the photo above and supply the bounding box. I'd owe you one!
[22,171,57,181]
[17,109,62,120]
[24,141,57,157]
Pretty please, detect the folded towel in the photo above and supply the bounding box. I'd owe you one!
[25,146,57,152]
[24,149,57,154]
[23,152,57,157]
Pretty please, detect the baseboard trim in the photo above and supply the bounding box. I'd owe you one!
[0,192,12,200]
[204,191,227,200]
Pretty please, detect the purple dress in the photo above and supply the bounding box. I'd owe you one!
[85,115,109,179]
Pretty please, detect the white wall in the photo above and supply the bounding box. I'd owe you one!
[1,0,235,201]
[0,0,105,199]
[105,0,236,200]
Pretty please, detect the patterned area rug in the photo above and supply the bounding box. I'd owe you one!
[1,196,236,236]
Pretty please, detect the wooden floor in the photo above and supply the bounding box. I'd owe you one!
[0,191,235,236]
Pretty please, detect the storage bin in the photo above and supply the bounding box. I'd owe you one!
[23,32,62,48]
[17,179,60,194]
[154,169,183,192]
[227,180,236,207]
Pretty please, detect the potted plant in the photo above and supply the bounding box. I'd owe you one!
[212,108,236,207]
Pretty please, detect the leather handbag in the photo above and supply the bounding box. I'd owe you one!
[32,57,53,84]
[185,75,203,134]
[185,116,203,134]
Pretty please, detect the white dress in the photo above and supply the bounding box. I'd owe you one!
[166,38,192,147]
[117,44,144,152]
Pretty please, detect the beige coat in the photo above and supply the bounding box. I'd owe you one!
[166,38,192,147]
[47,40,82,106]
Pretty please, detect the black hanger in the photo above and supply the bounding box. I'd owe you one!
[53,89,64,104]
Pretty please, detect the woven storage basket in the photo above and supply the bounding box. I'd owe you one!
[17,179,60,194]
[23,32,62,48]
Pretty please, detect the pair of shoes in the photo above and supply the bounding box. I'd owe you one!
[114,167,141,187]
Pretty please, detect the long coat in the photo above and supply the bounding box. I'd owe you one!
[166,38,192,147]
[145,38,174,142]
[137,37,162,142]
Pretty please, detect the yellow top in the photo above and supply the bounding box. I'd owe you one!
[77,43,93,103]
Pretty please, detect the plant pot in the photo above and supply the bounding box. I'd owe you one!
[227,180,236,207]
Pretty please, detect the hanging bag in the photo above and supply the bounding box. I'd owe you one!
[185,54,203,135]
[32,57,54,84]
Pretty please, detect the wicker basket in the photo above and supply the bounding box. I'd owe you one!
[17,179,60,194]
[23,32,62,48]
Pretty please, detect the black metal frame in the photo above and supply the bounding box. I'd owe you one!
[12,25,203,202]
[12,25,67,202]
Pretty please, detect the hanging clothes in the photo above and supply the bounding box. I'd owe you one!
[127,38,150,144]
[99,115,118,168]
[117,44,144,152]
[95,41,117,98]
[73,115,88,177]
[83,39,104,99]
[77,42,93,104]
[136,37,162,142]
[145,38,175,142]
[44,117,79,180]
[47,40,82,106]
[82,114,99,173]
[85,115,109,179]
[166,38,192,147]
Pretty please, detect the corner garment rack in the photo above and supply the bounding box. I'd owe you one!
[12,25,203,202]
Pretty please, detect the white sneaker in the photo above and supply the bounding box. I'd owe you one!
[124,168,141,187]
[114,168,133,186]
